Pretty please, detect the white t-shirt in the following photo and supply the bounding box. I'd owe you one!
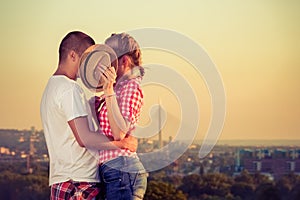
[40,75,99,186]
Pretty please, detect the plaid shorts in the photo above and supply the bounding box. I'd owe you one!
[50,180,101,200]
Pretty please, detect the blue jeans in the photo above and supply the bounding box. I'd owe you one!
[99,156,148,200]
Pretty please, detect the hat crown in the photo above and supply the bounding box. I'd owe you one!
[79,44,118,92]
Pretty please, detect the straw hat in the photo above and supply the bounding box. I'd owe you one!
[79,44,118,92]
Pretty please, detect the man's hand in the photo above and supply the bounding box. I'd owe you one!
[113,135,138,152]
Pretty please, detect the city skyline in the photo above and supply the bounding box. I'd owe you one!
[0,1,299,141]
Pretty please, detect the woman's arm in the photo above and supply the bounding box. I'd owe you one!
[105,94,129,140]
[100,66,129,140]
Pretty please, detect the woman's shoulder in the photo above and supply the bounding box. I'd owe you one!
[117,77,143,98]
[129,77,142,86]
[120,77,142,90]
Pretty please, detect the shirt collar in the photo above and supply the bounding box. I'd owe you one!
[115,66,144,88]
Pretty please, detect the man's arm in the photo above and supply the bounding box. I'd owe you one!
[68,116,137,151]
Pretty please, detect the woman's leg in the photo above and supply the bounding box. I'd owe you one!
[100,157,132,200]
[128,172,148,200]
[99,156,147,200]
[122,157,148,199]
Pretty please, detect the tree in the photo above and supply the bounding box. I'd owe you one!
[179,174,203,198]
[276,176,292,200]
[234,170,253,184]
[252,172,271,185]
[0,170,49,200]
[163,175,182,188]
[255,183,281,200]
[290,183,300,200]
[231,182,254,200]
[144,180,186,200]
[179,173,233,199]
[231,170,255,200]
[202,173,233,197]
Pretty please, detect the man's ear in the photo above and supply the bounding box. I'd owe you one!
[69,50,77,62]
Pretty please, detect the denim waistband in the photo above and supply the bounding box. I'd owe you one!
[99,156,146,174]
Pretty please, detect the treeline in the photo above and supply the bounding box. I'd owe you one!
[0,162,49,200]
[0,171,49,200]
[1,161,300,200]
[146,169,300,200]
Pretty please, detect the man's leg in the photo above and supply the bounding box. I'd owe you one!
[51,180,100,200]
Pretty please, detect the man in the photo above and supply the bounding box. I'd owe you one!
[40,31,137,199]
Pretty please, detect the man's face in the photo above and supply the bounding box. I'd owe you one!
[73,52,82,80]
[76,45,94,79]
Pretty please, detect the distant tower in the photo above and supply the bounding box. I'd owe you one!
[158,98,163,148]
[27,127,37,174]
[235,149,240,172]
[237,149,240,166]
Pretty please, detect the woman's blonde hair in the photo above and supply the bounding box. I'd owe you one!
[105,33,142,67]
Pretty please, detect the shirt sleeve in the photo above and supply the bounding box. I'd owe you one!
[119,81,143,126]
[60,86,88,121]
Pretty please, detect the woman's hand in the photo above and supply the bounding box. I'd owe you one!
[113,135,138,152]
[97,64,117,95]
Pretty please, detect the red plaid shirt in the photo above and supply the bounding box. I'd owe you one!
[95,76,143,164]
[51,180,100,200]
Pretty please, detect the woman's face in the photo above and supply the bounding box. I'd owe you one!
[116,56,127,80]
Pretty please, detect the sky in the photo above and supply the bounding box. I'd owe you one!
[0,0,299,141]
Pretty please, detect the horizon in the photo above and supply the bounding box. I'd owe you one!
[1,128,300,147]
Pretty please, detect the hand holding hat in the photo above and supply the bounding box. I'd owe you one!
[96,64,117,84]
[79,44,118,92]
[98,65,117,96]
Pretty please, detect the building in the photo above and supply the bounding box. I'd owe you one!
[235,148,300,180]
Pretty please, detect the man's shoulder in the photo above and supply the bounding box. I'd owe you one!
[43,76,83,103]
[50,76,82,92]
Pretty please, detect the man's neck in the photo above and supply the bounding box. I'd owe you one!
[54,65,76,80]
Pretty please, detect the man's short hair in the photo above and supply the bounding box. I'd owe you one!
[59,31,95,63]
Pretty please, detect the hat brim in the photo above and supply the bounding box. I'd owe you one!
[79,44,118,92]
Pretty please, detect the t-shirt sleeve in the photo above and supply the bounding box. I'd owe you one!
[60,86,88,121]
[119,81,143,125]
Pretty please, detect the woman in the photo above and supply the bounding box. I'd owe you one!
[94,33,147,200]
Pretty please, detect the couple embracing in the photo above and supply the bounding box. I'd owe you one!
[40,31,147,200]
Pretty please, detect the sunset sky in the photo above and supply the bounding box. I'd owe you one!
[0,0,299,141]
